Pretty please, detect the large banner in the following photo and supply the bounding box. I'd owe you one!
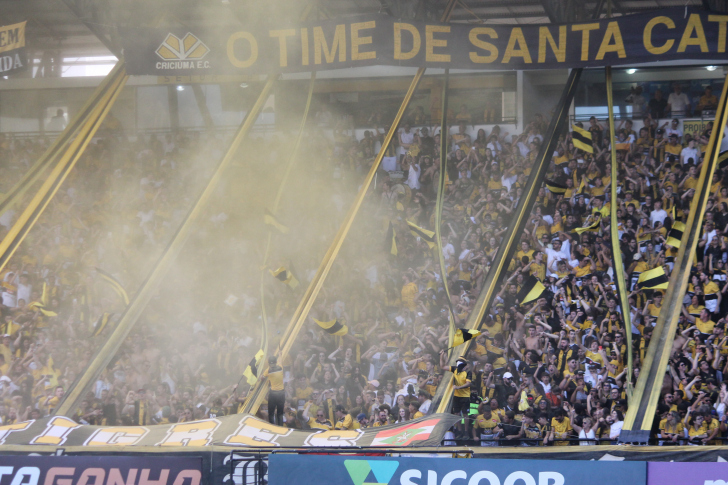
[121,8,728,76]
[0,456,201,485]
[648,462,728,485]
[0,21,26,75]
[268,454,647,485]
[0,413,457,448]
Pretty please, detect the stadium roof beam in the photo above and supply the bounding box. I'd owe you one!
[59,0,120,57]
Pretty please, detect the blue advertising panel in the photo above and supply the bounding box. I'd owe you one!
[0,456,202,485]
[268,454,646,485]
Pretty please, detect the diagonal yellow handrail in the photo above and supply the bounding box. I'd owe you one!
[54,76,278,417]
[241,0,462,417]
[0,61,126,214]
[432,70,585,414]
[623,72,728,432]
[0,66,128,274]
[605,66,634,400]
[242,69,426,415]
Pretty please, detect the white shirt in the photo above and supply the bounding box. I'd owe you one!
[419,399,432,414]
[442,243,455,261]
[381,156,397,172]
[668,92,690,115]
[1,291,16,308]
[543,239,571,269]
[399,130,414,156]
[681,146,699,165]
[666,127,683,140]
[406,163,421,190]
[609,421,624,440]
[16,283,31,305]
[650,208,668,226]
[579,428,597,445]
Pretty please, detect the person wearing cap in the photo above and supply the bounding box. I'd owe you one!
[440,351,471,437]
[665,132,682,162]
[265,356,285,425]
[334,404,355,430]
[356,412,369,428]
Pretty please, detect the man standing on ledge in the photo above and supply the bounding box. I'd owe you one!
[440,351,471,438]
[266,356,285,425]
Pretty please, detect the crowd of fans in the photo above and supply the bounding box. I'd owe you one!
[0,78,727,448]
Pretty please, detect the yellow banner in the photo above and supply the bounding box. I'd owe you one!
[682,119,711,136]
[0,21,25,55]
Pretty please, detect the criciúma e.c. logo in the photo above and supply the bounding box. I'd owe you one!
[155,32,210,70]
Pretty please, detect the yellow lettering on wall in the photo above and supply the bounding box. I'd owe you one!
[469,27,498,63]
[643,16,675,55]
[708,15,728,53]
[596,21,626,60]
[394,23,421,60]
[269,29,296,67]
[678,13,709,52]
[0,420,32,444]
[538,25,566,63]
[30,416,80,445]
[426,25,451,62]
[157,419,220,447]
[224,415,293,446]
[227,32,258,68]
[84,427,149,446]
[303,429,363,447]
[314,25,346,64]
[301,28,309,65]
[571,23,600,61]
[502,27,532,64]
[351,21,376,61]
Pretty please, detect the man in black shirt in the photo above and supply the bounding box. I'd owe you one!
[498,410,522,446]
[648,89,667,118]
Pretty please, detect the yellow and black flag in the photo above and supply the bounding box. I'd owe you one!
[718,150,728,170]
[575,216,602,234]
[666,221,685,248]
[314,318,349,336]
[516,275,546,305]
[270,267,299,289]
[95,267,130,305]
[407,220,436,249]
[385,221,398,256]
[243,349,265,386]
[545,180,567,195]
[92,312,113,337]
[638,266,669,290]
[27,301,57,317]
[572,125,593,153]
[453,328,482,347]
[264,208,289,234]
